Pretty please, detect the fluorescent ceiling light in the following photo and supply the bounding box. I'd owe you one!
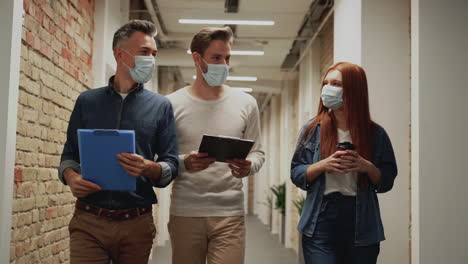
[187,50,264,56]
[192,75,258,81]
[228,76,257,81]
[232,87,253,93]
[232,51,265,56]
[179,19,274,26]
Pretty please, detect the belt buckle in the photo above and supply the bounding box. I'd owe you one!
[138,207,145,216]
[105,209,117,219]
[109,209,133,220]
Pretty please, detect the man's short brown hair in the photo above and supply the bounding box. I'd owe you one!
[190,27,234,56]
[112,20,157,49]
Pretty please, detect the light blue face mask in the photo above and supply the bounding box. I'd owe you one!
[122,48,155,84]
[321,84,343,110]
[199,58,229,87]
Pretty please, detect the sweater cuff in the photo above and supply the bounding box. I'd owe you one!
[58,160,81,185]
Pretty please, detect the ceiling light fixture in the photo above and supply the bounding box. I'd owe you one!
[192,75,258,81]
[179,19,275,26]
[228,76,257,81]
[231,87,253,93]
[187,50,264,56]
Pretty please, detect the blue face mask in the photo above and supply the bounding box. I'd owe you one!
[321,84,343,110]
[198,58,229,87]
[122,48,155,84]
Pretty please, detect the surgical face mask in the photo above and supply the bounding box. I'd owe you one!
[198,58,229,86]
[122,48,155,84]
[321,84,343,110]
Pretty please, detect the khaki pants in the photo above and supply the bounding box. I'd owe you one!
[69,209,156,264]
[168,215,245,264]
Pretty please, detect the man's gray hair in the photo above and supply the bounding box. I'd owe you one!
[112,20,157,48]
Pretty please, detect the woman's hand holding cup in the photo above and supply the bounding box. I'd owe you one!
[340,150,372,173]
[333,142,364,173]
[319,151,349,173]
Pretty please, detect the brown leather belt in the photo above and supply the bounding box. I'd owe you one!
[75,200,152,221]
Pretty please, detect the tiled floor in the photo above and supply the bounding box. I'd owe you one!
[150,215,298,264]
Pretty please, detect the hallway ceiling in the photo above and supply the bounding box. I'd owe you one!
[133,0,314,105]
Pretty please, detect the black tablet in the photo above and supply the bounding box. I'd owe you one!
[198,134,255,162]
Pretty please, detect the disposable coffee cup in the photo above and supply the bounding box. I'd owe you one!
[336,142,356,156]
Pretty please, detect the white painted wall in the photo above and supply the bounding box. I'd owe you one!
[269,96,281,235]
[411,0,468,263]
[253,95,282,234]
[255,109,272,225]
[334,0,362,65]
[281,76,301,248]
[0,0,23,263]
[282,85,293,248]
[93,0,130,87]
[410,1,420,262]
[284,41,322,249]
[362,1,411,263]
[335,1,411,263]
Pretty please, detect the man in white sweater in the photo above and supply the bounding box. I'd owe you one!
[166,27,265,264]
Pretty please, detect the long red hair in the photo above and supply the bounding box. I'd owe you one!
[301,62,375,189]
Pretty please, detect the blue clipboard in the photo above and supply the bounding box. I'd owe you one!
[77,129,136,191]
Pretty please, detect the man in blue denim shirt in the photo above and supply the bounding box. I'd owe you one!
[58,20,178,264]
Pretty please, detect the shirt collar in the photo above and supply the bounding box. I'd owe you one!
[106,75,144,95]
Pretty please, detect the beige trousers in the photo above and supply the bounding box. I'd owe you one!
[168,215,245,264]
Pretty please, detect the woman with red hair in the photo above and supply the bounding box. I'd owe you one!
[291,62,397,264]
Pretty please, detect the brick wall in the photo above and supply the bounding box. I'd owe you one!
[11,0,95,263]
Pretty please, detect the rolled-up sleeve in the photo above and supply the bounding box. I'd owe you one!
[58,95,83,185]
[153,161,172,187]
[151,101,179,188]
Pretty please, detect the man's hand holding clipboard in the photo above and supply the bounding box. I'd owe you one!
[63,168,102,198]
[117,153,149,177]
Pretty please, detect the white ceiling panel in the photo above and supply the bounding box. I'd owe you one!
[151,0,314,94]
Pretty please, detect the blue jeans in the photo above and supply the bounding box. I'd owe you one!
[302,192,380,264]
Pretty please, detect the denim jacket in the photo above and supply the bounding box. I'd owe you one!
[58,77,179,209]
[290,120,397,246]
